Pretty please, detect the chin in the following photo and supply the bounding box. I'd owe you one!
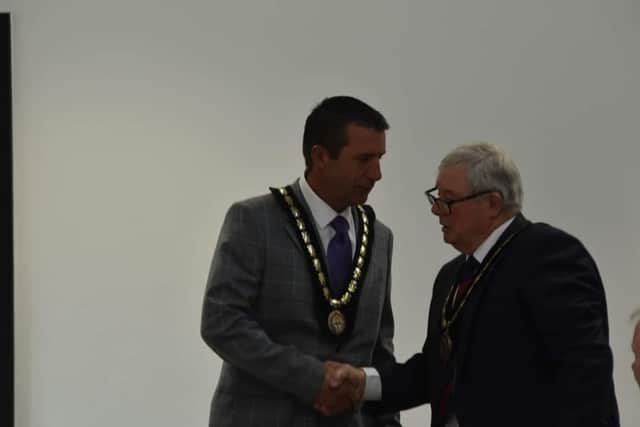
[351,194,369,206]
[445,237,464,252]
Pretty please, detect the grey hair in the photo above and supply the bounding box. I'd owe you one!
[440,142,523,213]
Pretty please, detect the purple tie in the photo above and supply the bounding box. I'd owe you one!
[327,216,352,295]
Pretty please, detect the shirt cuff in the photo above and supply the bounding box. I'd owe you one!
[362,367,382,400]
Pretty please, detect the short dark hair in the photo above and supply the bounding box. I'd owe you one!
[302,96,389,170]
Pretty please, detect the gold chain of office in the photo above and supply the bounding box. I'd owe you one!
[277,187,370,310]
[439,231,519,360]
[441,231,517,332]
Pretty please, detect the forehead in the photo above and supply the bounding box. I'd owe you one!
[436,164,470,194]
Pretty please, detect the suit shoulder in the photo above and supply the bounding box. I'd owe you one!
[373,217,392,238]
[220,193,285,232]
[517,221,598,268]
[227,192,279,213]
[524,221,585,248]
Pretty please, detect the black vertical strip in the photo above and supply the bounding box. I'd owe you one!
[0,12,13,427]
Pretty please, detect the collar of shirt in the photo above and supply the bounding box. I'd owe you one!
[471,216,516,264]
[298,176,356,253]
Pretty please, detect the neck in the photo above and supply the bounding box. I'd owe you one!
[463,211,516,255]
[305,172,346,213]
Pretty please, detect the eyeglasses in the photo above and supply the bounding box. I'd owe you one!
[425,187,494,215]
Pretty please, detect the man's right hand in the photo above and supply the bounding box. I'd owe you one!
[313,361,366,416]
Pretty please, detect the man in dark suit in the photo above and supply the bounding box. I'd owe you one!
[319,142,619,426]
[200,96,401,426]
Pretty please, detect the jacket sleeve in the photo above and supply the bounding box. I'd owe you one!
[200,201,325,405]
[372,248,450,414]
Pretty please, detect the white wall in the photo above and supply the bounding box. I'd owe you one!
[5,0,639,426]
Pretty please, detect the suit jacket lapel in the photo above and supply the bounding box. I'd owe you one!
[430,256,465,403]
[285,180,324,255]
[280,180,371,340]
[453,214,531,369]
[287,180,361,268]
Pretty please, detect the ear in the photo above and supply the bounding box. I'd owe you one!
[310,144,330,170]
[488,191,504,216]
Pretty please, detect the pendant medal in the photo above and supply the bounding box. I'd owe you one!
[328,309,346,335]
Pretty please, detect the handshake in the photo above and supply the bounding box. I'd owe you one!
[313,361,367,416]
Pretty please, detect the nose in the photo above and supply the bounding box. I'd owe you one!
[431,203,443,217]
[368,158,382,181]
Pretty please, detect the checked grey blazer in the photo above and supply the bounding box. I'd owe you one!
[201,180,401,427]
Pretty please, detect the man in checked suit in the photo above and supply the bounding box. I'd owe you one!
[200,96,401,426]
[319,142,619,426]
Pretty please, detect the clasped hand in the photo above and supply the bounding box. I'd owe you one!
[313,361,366,416]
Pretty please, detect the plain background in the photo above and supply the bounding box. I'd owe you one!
[4,0,639,426]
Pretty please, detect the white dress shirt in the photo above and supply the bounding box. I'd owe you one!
[299,175,356,257]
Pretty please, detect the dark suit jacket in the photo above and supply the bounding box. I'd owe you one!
[377,214,619,427]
